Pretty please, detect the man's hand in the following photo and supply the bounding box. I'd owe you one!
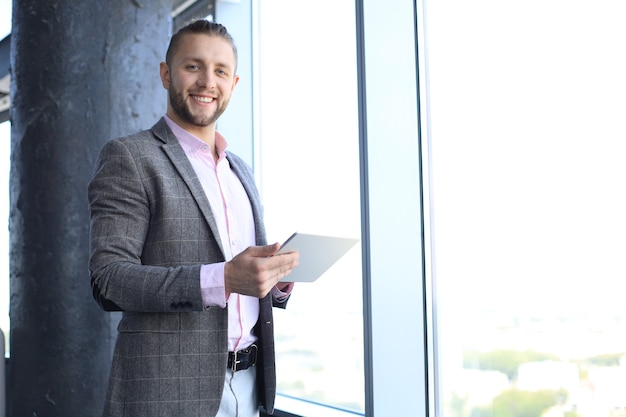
[224,243,299,298]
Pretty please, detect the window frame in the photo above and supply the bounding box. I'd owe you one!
[218,0,433,415]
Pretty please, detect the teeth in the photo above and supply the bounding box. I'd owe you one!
[194,96,214,103]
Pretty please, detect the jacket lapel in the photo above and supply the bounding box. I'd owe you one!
[151,118,227,257]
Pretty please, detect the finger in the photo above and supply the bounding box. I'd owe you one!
[277,256,299,278]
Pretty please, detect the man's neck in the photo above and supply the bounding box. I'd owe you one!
[166,112,217,156]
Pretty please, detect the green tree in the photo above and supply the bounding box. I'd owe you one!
[470,389,567,417]
[587,352,625,367]
[448,392,469,417]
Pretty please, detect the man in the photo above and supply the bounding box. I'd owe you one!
[88,20,299,417]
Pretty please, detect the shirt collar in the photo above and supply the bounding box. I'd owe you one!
[163,115,229,160]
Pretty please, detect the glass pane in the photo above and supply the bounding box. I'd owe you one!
[426,1,626,416]
[255,0,363,413]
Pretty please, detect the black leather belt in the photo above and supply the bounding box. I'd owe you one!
[227,344,258,372]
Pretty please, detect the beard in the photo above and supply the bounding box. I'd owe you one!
[168,81,227,128]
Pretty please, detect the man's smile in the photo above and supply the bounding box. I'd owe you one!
[191,95,215,103]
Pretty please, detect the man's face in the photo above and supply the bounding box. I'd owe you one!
[160,34,239,133]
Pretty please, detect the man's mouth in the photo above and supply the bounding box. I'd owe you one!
[192,95,214,103]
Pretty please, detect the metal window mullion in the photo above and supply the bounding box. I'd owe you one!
[357,0,430,416]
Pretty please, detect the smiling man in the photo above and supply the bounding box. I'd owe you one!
[88,20,298,417]
[161,26,238,145]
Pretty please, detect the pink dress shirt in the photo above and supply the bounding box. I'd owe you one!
[165,116,261,352]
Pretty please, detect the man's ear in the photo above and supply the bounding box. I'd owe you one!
[231,74,240,93]
[159,62,170,90]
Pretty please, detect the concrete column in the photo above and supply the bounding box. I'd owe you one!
[9,1,169,415]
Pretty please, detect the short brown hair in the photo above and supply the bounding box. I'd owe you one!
[165,20,238,68]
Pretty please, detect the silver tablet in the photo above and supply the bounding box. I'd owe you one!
[277,232,359,282]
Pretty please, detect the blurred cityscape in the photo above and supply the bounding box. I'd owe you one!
[442,308,626,417]
[272,303,626,417]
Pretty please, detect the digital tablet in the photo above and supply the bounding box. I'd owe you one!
[277,232,359,282]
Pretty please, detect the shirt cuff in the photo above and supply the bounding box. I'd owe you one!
[200,262,228,308]
[271,282,294,302]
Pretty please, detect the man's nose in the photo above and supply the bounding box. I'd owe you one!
[198,70,216,88]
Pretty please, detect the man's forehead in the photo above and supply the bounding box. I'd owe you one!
[174,34,236,65]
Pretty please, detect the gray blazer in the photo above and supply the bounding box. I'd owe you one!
[88,118,284,417]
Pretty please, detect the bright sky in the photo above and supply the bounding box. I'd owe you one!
[426,0,626,319]
[0,1,9,39]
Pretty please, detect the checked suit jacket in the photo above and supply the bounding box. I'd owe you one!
[88,118,285,417]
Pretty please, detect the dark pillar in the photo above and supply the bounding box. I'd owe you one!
[9,1,170,415]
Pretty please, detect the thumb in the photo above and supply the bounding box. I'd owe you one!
[247,242,281,257]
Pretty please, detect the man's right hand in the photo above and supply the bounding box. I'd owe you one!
[224,243,299,298]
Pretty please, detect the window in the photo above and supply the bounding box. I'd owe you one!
[426,1,626,416]
[254,0,364,414]
[252,0,429,415]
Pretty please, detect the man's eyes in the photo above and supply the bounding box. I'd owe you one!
[184,65,229,76]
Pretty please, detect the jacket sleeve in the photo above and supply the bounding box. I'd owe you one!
[88,138,205,312]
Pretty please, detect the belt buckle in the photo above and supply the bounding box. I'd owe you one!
[248,344,258,367]
[231,349,241,372]
[231,344,258,372]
